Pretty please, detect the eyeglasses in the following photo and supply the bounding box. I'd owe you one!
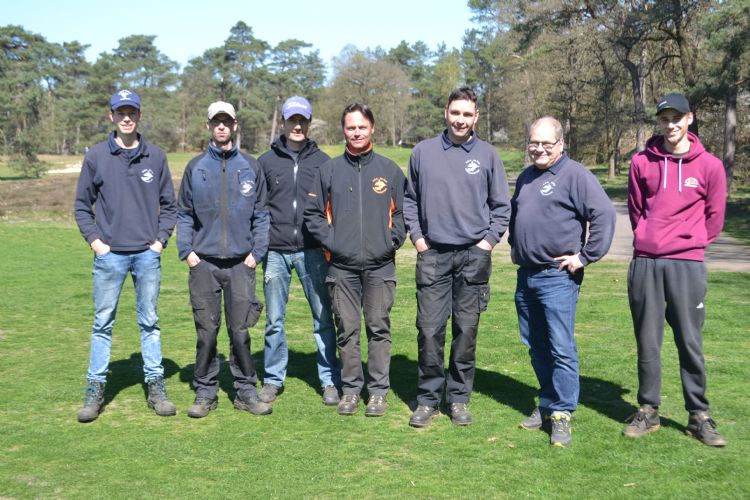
[528,139,560,152]
[209,118,235,127]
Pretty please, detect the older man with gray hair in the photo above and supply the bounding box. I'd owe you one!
[509,116,615,447]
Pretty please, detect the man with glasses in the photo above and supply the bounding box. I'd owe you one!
[74,89,177,422]
[623,93,727,446]
[511,116,615,447]
[404,87,510,427]
[257,96,341,406]
[176,101,270,418]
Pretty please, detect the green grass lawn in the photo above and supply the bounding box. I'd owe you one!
[0,223,748,498]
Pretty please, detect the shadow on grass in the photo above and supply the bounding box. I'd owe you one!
[580,375,684,431]
[102,353,181,408]
[179,354,240,401]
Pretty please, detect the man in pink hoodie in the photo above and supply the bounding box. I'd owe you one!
[623,93,727,447]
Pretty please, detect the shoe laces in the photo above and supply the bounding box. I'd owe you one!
[551,413,571,431]
[148,378,168,399]
[342,394,357,404]
[369,395,385,405]
[694,415,721,436]
[84,383,104,404]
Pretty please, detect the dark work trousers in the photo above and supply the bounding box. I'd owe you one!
[415,245,491,406]
[189,257,264,400]
[326,262,396,397]
[628,257,710,412]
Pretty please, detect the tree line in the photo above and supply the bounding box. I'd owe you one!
[1,1,748,189]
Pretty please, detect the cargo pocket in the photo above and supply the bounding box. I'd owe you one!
[325,275,339,317]
[245,298,264,328]
[415,249,438,286]
[464,246,492,313]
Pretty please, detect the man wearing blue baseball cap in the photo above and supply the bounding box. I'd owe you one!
[74,89,177,422]
[257,96,341,406]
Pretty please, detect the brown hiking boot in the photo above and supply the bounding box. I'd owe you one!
[364,394,388,417]
[147,377,176,417]
[77,381,105,423]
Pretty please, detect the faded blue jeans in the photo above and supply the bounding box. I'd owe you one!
[86,249,165,383]
[515,266,582,412]
[262,249,340,388]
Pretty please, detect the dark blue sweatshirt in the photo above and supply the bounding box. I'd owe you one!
[404,131,510,247]
[74,132,176,251]
[176,143,269,262]
[509,153,616,267]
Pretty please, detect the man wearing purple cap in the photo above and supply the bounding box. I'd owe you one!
[257,96,341,406]
[177,101,270,418]
[74,89,177,422]
[623,92,727,446]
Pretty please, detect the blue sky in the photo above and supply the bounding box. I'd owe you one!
[4,0,476,72]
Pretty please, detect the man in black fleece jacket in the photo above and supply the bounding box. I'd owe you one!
[305,103,406,417]
[257,96,341,407]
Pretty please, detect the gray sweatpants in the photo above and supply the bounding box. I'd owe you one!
[627,257,709,412]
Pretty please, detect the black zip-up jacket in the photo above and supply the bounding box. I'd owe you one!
[176,143,269,262]
[304,149,406,271]
[74,132,176,251]
[259,135,330,251]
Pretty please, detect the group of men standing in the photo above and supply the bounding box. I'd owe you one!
[73,87,727,448]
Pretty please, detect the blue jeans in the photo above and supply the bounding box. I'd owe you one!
[262,249,340,388]
[87,249,164,383]
[515,267,582,412]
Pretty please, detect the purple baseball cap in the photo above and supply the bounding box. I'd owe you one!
[282,96,312,120]
[110,89,141,110]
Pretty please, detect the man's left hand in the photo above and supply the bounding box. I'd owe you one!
[554,253,583,273]
[149,240,164,253]
[476,239,493,251]
[244,254,257,268]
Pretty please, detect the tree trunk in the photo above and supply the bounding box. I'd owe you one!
[622,49,648,152]
[723,90,736,194]
[269,95,280,147]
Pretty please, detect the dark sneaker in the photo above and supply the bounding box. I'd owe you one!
[77,381,105,423]
[187,397,218,418]
[623,404,660,438]
[550,411,573,447]
[448,403,473,426]
[234,393,272,415]
[322,385,340,406]
[338,394,360,415]
[258,384,282,403]
[409,405,439,428]
[519,407,549,431]
[365,394,388,417]
[147,377,177,417]
[686,411,727,447]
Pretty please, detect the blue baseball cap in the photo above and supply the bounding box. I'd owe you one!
[282,96,312,120]
[110,89,141,111]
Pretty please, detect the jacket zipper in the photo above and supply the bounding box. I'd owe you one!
[358,159,364,269]
[220,155,228,257]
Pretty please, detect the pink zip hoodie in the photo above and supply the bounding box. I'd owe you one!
[628,131,726,260]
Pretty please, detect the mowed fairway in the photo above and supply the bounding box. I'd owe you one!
[0,147,748,497]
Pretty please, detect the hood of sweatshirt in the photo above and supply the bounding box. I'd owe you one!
[642,132,707,194]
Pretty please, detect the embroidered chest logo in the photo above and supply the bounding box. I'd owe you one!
[540,180,556,196]
[465,159,481,175]
[372,177,388,194]
[684,177,699,189]
[240,180,255,197]
[140,169,154,183]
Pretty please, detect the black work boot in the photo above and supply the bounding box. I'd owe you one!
[409,405,439,428]
[77,381,105,423]
[147,377,177,416]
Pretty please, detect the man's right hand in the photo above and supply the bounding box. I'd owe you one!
[186,251,201,268]
[415,238,430,253]
[90,239,110,256]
